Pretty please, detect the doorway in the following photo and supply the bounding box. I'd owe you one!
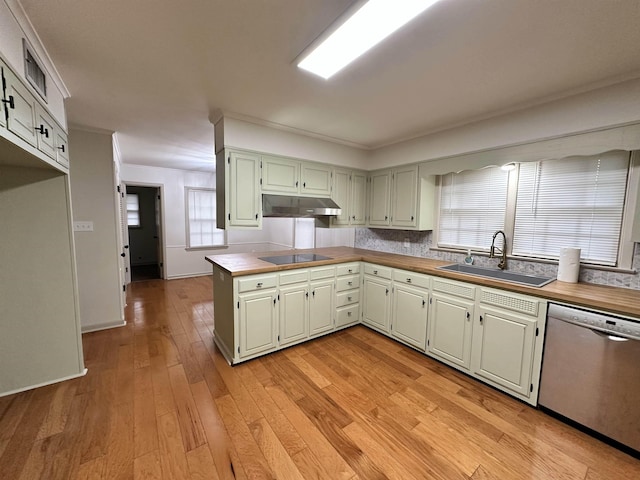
[125,185,164,281]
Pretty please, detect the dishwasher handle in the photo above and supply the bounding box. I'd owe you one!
[589,328,630,342]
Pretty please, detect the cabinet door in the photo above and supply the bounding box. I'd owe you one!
[239,290,278,358]
[3,67,37,147]
[331,169,351,226]
[471,306,536,397]
[262,155,300,193]
[428,293,474,369]
[368,170,391,226]
[279,283,308,345]
[35,104,56,159]
[391,165,418,227]
[301,163,332,197]
[229,151,261,227]
[0,63,6,128]
[392,284,428,350]
[351,172,367,225]
[55,129,69,168]
[362,276,391,333]
[309,279,334,336]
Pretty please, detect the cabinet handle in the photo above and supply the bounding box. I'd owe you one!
[411,215,414,221]
[273,298,276,306]
[406,278,411,283]
[422,299,426,307]
[466,311,470,320]
[385,288,389,295]
[255,213,258,220]
[306,292,309,298]
[256,282,263,288]
[384,216,388,221]
[58,144,66,153]
[347,296,352,301]
[347,311,352,317]
[347,281,352,286]
[479,315,483,325]
[36,125,49,137]
[2,95,15,109]
[348,269,352,273]
[296,181,299,187]
[312,290,315,297]
[352,215,355,220]
[120,252,126,257]
[303,182,306,188]
[373,270,378,275]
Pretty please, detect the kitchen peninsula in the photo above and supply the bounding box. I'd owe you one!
[207,247,640,406]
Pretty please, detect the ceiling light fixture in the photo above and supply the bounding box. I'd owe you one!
[501,163,517,171]
[297,0,443,79]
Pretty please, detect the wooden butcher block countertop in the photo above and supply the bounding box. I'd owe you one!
[206,247,640,319]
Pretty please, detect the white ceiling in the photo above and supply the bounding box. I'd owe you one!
[19,0,640,171]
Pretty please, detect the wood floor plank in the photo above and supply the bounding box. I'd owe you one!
[249,417,305,480]
[134,366,158,458]
[190,381,241,480]
[186,444,221,480]
[149,353,177,417]
[75,456,107,480]
[36,380,78,440]
[0,390,34,458]
[214,394,275,480]
[172,333,204,385]
[191,341,230,399]
[157,411,191,480]
[133,450,163,480]
[167,364,207,452]
[103,395,134,479]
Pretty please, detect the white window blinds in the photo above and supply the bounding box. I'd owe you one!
[187,188,225,248]
[126,193,140,227]
[512,152,630,265]
[438,167,509,250]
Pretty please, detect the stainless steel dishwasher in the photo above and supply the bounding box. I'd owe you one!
[539,303,640,453]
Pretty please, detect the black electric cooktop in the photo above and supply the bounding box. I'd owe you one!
[258,254,332,265]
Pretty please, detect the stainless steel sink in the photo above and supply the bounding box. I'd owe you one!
[437,263,554,287]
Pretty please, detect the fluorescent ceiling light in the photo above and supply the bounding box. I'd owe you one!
[297,0,442,79]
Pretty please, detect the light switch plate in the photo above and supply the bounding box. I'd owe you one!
[73,221,94,232]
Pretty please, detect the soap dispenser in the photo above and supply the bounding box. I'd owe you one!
[464,249,474,265]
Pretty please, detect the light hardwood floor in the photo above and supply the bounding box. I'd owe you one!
[1,275,639,479]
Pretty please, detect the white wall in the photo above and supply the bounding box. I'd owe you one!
[69,129,123,331]
[370,78,640,170]
[219,116,369,169]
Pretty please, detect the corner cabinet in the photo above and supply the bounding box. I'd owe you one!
[367,164,436,231]
[329,168,367,227]
[216,149,262,229]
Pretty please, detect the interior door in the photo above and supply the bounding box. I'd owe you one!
[119,182,131,285]
[155,188,164,279]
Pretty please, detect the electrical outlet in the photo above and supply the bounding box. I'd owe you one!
[73,221,94,232]
[404,238,410,248]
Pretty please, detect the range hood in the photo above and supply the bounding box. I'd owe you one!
[262,194,341,217]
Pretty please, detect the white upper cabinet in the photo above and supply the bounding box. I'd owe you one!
[217,149,261,229]
[261,154,333,197]
[391,165,418,228]
[3,65,38,147]
[55,129,69,168]
[34,103,56,159]
[368,169,392,226]
[330,168,367,227]
[301,163,332,196]
[261,155,300,193]
[368,164,435,231]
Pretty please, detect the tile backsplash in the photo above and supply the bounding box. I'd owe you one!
[355,229,640,291]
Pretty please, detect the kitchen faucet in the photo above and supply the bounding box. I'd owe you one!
[490,230,507,270]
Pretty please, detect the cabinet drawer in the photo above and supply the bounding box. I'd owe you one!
[393,269,430,289]
[336,304,359,327]
[279,270,310,285]
[336,275,359,291]
[432,278,476,301]
[364,263,392,279]
[336,290,360,307]
[336,262,360,276]
[237,274,277,293]
[310,266,335,280]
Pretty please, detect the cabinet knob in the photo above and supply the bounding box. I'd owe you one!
[348,269,352,273]
[373,270,378,275]
[479,315,483,325]
[347,296,352,301]
[57,144,66,153]
[406,278,411,283]
[347,281,352,286]
[347,311,352,317]
[256,282,263,288]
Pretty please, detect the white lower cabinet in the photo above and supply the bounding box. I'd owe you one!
[279,282,308,346]
[427,278,477,370]
[391,283,428,350]
[335,263,360,328]
[309,278,335,336]
[362,264,392,333]
[238,289,278,358]
[471,288,545,401]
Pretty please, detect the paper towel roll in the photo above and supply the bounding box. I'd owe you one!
[557,247,581,283]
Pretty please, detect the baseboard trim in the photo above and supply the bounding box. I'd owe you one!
[166,271,211,280]
[82,320,127,333]
[0,368,88,398]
